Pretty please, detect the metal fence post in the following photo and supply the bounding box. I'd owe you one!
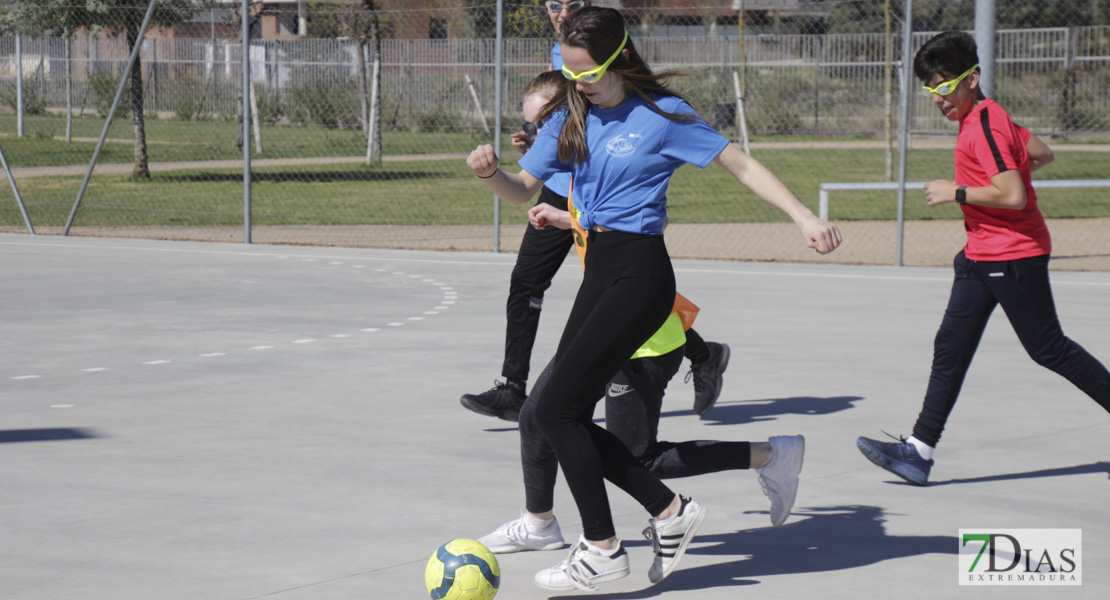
[0,143,34,234]
[975,0,996,98]
[16,33,25,138]
[492,0,504,253]
[242,0,252,244]
[893,0,914,266]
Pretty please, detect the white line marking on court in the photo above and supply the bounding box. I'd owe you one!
[3,241,468,380]
[51,404,75,408]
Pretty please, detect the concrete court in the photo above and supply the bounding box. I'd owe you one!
[1,232,1108,600]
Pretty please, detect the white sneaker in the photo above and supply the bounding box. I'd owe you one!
[643,495,706,584]
[534,537,630,591]
[478,511,566,554]
[757,435,804,527]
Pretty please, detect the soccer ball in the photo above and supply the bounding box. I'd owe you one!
[425,538,500,600]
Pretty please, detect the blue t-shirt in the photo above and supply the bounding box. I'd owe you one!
[519,94,729,235]
[539,42,571,197]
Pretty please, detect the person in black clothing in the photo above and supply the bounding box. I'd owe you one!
[458,2,729,422]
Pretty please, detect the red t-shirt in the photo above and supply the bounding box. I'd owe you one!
[955,98,1051,261]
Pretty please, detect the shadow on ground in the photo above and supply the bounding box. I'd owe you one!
[556,504,956,598]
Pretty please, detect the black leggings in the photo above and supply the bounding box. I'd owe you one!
[913,251,1110,447]
[531,230,677,541]
[520,348,751,514]
[502,186,574,383]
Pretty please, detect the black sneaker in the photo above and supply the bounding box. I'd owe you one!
[460,380,526,422]
[686,342,730,416]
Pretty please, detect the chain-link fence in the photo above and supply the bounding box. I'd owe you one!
[2,1,1108,269]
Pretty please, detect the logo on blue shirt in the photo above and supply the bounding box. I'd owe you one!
[605,135,638,158]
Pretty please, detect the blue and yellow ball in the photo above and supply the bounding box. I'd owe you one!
[425,538,500,600]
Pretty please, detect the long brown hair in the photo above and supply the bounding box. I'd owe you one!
[538,6,695,164]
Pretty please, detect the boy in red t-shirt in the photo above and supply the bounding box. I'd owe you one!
[856,31,1110,486]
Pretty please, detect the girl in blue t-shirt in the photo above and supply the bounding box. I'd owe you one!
[465,6,841,592]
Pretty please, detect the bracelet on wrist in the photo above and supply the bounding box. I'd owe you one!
[477,170,498,179]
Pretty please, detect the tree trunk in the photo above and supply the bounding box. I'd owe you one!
[357,39,369,137]
[368,12,383,164]
[65,35,73,143]
[128,30,150,178]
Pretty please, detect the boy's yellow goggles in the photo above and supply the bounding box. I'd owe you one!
[922,64,978,97]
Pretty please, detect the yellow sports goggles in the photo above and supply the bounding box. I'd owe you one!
[561,31,628,84]
[921,64,978,97]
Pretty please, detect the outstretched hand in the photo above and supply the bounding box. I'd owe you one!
[800,215,843,255]
[466,144,500,178]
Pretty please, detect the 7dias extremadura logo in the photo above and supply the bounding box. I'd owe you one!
[959,529,1081,585]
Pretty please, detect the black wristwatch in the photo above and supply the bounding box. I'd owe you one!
[956,185,968,206]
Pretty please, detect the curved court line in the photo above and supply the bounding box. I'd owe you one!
[7,259,459,383]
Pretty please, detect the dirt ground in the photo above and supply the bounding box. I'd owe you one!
[10,217,1109,271]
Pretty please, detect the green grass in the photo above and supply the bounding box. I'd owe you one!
[2,121,1108,229]
[0,113,498,166]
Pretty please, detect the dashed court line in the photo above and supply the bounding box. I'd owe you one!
[8,260,459,384]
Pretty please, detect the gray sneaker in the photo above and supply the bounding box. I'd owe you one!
[477,511,566,554]
[857,435,933,485]
[534,537,630,591]
[756,435,805,527]
[687,342,730,416]
[643,495,706,584]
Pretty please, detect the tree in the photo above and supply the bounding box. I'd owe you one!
[464,0,554,39]
[86,0,199,178]
[309,0,386,164]
[0,0,92,142]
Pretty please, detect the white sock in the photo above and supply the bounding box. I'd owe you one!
[654,513,677,527]
[524,513,554,528]
[582,538,621,556]
[907,436,935,461]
